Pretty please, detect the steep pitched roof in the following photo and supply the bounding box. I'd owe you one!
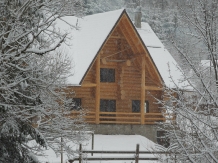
[137,23,184,88]
[55,9,187,89]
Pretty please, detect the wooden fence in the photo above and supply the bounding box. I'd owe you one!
[68,144,169,163]
[70,111,166,124]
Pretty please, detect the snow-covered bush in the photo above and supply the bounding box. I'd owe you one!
[0,0,88,162]
[157,0,218,162]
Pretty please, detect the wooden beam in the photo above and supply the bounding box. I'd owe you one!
[121,59,131,67]
[81,83,97,87]
[118,20,144,72]
[140,56,145,124]
[107,59,126,62]
[96,16,124,58]
[110,35,125,39]
[146,75,162,87]
[101,58,107,64]
[95,56,100,124]
[122,14,163,85]
[145,86,162,91]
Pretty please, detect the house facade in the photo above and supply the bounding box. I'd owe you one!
[56,9,184,141]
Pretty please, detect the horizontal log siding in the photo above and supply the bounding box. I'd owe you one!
[121,66,140,94]
[100,83,118,99]
[146,90,162,113]
[83,67,95,83]
[68,21,163,124]
[70,87,95,112]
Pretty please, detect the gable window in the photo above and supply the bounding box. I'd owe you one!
[100,68,115,82]
[132,100,149,113]
[100,99,116,112]
[71,98,82,111]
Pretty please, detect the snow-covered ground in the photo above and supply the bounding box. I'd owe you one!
[38,135,159,163]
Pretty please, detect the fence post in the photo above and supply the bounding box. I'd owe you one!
[135,144,139,163]
[61,137,63,163]
[91,133,94,156]
[79,144,82,163]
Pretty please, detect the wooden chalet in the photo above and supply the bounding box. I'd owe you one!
[56,9,184,126]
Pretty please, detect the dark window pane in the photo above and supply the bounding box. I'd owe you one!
[132,100,140,112]
[100,99,116,122]
[100,99,116,112]
[132,100,149,113]
[145,101,149,113]
[100,68,115,82]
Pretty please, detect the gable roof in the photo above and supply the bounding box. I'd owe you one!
[54,9,188,89]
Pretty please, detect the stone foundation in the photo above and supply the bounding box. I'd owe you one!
[88,124,158,143]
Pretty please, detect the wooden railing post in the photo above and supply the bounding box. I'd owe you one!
[95,55,100,124]
[91,132,94,156]
[79,144,82,163]
[140,56,145,124]
[135,144,139,163]
[61,137,63,163]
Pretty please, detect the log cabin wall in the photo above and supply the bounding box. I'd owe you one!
[68,13,164,124]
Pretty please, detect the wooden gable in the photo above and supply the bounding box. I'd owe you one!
[69,11,164,125]
[81,11,163,90]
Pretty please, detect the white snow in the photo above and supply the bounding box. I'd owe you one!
[38,134,158,163]
[138,23,189,89]
[200,60,213,67]
[54,9,189,89]
[55,9,124,85]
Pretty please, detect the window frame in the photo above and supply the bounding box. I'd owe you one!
[100,99,116,112]
[100,68,115,83]
[132,100,140,113]
[145,100,149,113]
[131,100,149,113]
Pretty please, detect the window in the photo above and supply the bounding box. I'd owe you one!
[132,100,149,113]
[132,100,140,112]
[71,98,82,111]
[100,99,116,112]
[100,99,116,121]
[100,68,115,82]
[145,101,149,113]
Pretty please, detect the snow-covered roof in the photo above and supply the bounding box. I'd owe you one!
[55,9,124,86]
[55,9,188,89]
[137,23,188,89]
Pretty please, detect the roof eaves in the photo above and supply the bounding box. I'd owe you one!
[123,12,165,84]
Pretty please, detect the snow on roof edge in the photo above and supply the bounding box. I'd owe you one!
[78,9,126,85]
[122,14,166,85]
[55,9,189,89]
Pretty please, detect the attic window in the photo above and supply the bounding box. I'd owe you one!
[100,68,115,82]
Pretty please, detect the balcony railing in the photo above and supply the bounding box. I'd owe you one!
[70,111,167,124]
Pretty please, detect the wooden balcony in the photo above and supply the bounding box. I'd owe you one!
[70,111,166,125]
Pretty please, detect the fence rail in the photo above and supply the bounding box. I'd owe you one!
[68,144,161,163]
[70,111,166,124]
